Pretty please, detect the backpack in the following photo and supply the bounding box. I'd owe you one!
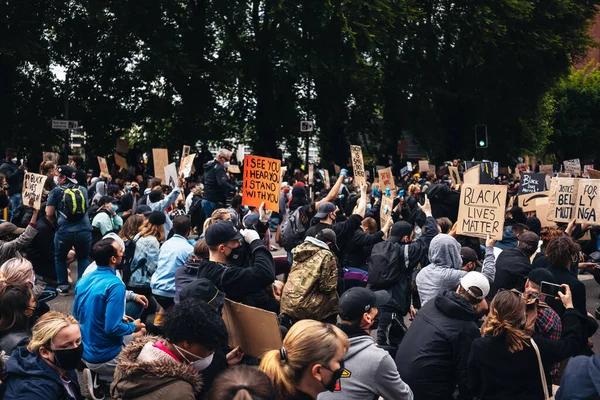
[61,186,87,221]
[279,208,306,251]
[120,235,138,286]
[367,241,409,289]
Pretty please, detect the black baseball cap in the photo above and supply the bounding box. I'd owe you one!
[315,202,336,219]
[98,195,118,206]
[388,221,412,243]
[179,278,226,311]
[148,211,167,226]
[135,205,153,216]
[316,228,339,252]
[338,287,390,321]
[460,247,482,268]
[527,268,556,285]
[205,220,243,246]
[57,165,78,184]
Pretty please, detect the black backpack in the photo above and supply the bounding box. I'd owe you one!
[61,186,87,221]
[279,208,306,251]
[367,241,409,289]
[120,235,138,285]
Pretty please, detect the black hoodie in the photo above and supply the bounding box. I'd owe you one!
[202,159,236,204]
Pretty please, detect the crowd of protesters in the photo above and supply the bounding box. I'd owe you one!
[0,147,599,399]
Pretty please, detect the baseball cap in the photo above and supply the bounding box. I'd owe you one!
[388,221,413,243]
[148,211,167,226]
[57,165,78,184]
[179,278,226,311]
[459,271,490,300]
[205,220,243,246]
[315,202,336,219]
[0,222,25,237]
[98,195,118,206]
[527,268,555,285]
[519,231,540,247]
[316,228,338,252]
[460,247,482,268]
[338,287,390,321]
[135,205,153,216]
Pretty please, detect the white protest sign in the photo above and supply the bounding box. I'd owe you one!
[163,163,178,189]
[22,173,46,210]
[180,154,196,178]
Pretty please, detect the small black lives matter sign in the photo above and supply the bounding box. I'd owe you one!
[457,184,507,240]
[519,173,546,195]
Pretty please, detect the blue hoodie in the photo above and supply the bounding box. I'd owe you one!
[1,347,82,399]
[556,355,600,400]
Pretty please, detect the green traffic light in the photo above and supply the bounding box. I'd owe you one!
[479,140,485,146]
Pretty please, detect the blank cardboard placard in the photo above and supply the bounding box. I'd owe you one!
[539,165,553,175]
[575,179,600,225]
[180,154,196,178]
[547,177,579,223]
[179,145,191,171]
[533,198,557,228]
[463,165,480,185]
[114,153,128,171]
[324,169,331,189]
[406,162,413,172]
[380,194,394,229]
[429,164,436,176]
[350,145,366,186]
[228,164,241,174]
[378,167,394,189]
[22,172,46,210]
[97,156,109,176]
[518,191,549,213]
[457,184,507,240]
[588,169,600,180]
[163,163,178,189]
[583,165,595,178]
[222,299,282,359]
[242,156,281,212]
[449,166,462,186]
[519,173,546,195]
[563,159,581,177]
[116,139,128,154]
[308,164,314,185]
[152,148,169,183]
[418,160,429,174]
[42,152,59,164]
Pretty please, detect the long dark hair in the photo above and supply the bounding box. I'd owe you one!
[0,284,33,333]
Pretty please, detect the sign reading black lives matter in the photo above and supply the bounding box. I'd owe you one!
[457,184,507,240]
[242,156,281,212]
[519,173,546,195]
[22,172,46,210]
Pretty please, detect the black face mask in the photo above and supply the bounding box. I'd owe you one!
[226,245,246,267]
[131,187,139,194]
[321,360,345,392]
[49,343,84,371]
[370,313,380,331]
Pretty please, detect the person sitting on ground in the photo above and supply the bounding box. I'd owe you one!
[459,246,481,273]
[0,207,38,265]
[174,239,210,304]
[555,353,600,400]
[111,299,229,399]
[209,365,276,400]
[91,196,123,239]
[0,312,84,399]
[259,320,349,400]
[128,211,165,295]
[148,175,185,238]
[396,272,489,400]
[0,283,36,356]
[320,287,413,400]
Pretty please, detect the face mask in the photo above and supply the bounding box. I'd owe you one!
[226,245,246,266]
[224,161,231,168]
[126,185,131,191]
[54,176,60,185]
[371,313,380,330]
[48,343,84,371]
[131,186,139,193]
[321,360,345,392]
[173,343,214,371]
[110,205,119,212]
[11,157,18,164]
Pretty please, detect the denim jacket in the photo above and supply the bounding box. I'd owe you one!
[127,234,160,290]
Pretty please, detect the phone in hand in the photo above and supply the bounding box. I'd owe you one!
[418,192,426,206]
[540,281,565,297]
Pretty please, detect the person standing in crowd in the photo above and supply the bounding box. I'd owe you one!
[148,175,185,238]
[0,284,36,356]
[150,215,194,310]
[0,148,25,219]
[119,181,140,215]
[127,211,165,295]
[71,156,87,187]
[72,238,146,398]
[209,365,276,400]
[1,312,83,399]
[202,149,237,219]
[259,320,349,400]
[0,206,38,265]
[280,229,340,324]
[320,287,413,400]
[468,286,581,399]
[396,272,489,400]
[46,165,93,295]
[111,300,228,399]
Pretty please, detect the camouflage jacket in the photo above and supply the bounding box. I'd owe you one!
[280,237,339,320]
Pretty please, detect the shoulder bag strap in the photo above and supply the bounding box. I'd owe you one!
[530,338,550,400]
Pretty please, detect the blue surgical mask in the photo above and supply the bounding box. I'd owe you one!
[126,185,131,191]
[110,205,119,212]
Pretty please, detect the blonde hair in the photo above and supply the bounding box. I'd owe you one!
[39,161,55,176]
[28,312,79,353]
[138,219,165,242]
[408,184,420,196]
[481,290,529,353]
[203,208,232,233]
[0,258,35,286]
[259,320,349,399]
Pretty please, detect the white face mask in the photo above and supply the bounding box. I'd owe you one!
[54,176,60,185]
[11,157,18,164]
[224,161,231,168]
[173,343,214,371]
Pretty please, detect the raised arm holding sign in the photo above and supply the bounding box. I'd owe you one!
[242,155,281,212]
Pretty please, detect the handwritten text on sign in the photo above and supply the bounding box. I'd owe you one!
[242,156,281,212]
[457,184,507,240]
[519,173,545,195]
[576,180,600,225]
[548,178,579,223]
[22,172,46,210]
[350,145,366,186]
[378,167,393,189]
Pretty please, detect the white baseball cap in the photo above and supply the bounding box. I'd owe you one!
[459,271,490,300]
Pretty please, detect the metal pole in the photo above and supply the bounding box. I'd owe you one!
[63,71,70,163]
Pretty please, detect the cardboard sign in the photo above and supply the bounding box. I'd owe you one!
[222,299,282,359]
[163,163,178,189]
[242,156,281,212]
[180,154,196,178]
[116,139,128,154]
[324,169,331,189]
[583,165,595,179]
[179,145,191,171]
[463,165,480,185]
[308,164,314,185]
[350,145,366,186]
[449,166,462,186]
[400,166,409,177]
[114,153,127,171]
[22,172,46,210]
[518,191,549,213]
[457,184,507,240]
[539,165,553,175]
[152,148,169,183]
[588,169,600,180]
[548,177,579,223]
[492,162,499,178]
[429,165,436,176]
[42,152,59,164]
[380,194,394,228]
[519,173,546,195]
[334,164,341,175]
[228,164,241,174]
[280,166,287,181]
[533,198,557,228]
[418,160,429,174]
[406,162,413,172]
[378,167,394,189]
[575,179,600,225]
[563,159,581,177]
[97,156,109,176]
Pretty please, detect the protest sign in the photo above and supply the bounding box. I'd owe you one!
[479,162,495,184]
[180,154,196,178]
[457,184,507,240]
[334,164,341,175]
[308,163,314,185]
[114,153,127,171]
[378,167,394,189]
[163,163,178,189]
[228,164,241,174]
[463,165,480,185]
[418,160,429,174]
[493,162,499,178]
[406,161,413,172]
[97,156,109,176]
[532,198,557,228]
[242,156,281,212]
[222,299,282,359]
[42,152,59,164]
[518,191,549,213]
[22,172,46,210]
[116,139,128,154]
[280,166,287,181]
[539,165,553,176]
[519,173,546,195]
[449,166,462,186]
[583,165,595,179]
[429,165,436,177]
[400,166,409,177]
[324,169,331,189]
[380,194,394,229]
[179,145,191,170]
[152,148,169,183]
[575,179,600,225]
[376,165,385,171]
[350,145,366,186]
[563,159,581,177]
[588,169,600,180]
[548,177,579,223]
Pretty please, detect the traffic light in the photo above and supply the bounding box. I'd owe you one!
[475,125,488,148]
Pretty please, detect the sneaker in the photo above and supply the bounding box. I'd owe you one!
[82,368,106,400]
[57,286,70,296]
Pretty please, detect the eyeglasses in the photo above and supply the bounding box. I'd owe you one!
[499,288,523,297]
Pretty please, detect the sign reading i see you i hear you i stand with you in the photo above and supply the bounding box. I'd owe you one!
[242,156,281,212]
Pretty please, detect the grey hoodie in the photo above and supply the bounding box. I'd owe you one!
[416,234,495,306]
[318,330,413,400]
